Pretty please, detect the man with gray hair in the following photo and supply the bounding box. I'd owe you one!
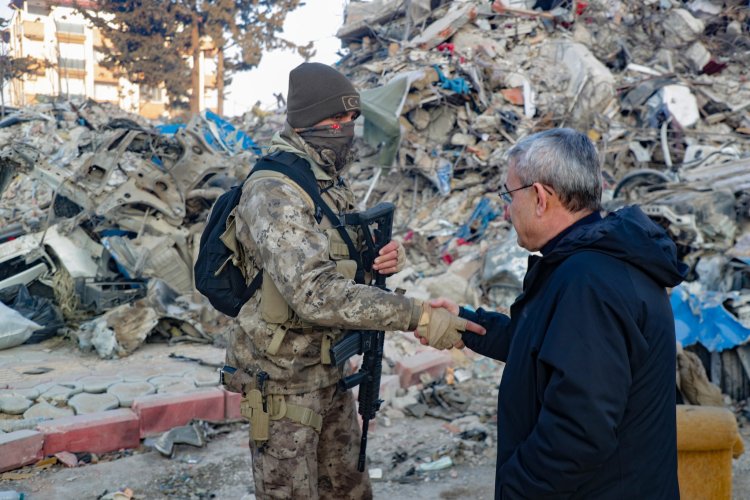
[422,128,687,498]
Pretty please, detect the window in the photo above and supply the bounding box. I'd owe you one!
[55,22,84,35]
[140,85,165,102]
[59,58,85,70]
[27,2,50,16]
[62,77,85,96]
[59,42,85,60]
[95,83,118,102]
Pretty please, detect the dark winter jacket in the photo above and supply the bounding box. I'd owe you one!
[461,205,687,499]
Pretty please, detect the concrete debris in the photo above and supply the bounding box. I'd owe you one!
[153,420,207,457]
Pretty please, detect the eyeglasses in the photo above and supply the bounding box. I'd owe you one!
[498,183,534,203]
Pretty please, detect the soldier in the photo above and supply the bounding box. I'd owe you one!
[223,62,485,499]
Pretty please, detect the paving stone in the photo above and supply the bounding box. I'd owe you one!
[69,393,120,415]
[194,372,220,387]
[147,375,184,390]
[33,382,56,395]
[0,387,40,400]
[157,381,197,394]
[23,401,74,420]
[38,383,83,404]
[0,395,33,415]
[0,417,48,433]
[107,381,156,407]
[79,375,123,394]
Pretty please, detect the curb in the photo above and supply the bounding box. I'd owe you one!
[0,387,241,472]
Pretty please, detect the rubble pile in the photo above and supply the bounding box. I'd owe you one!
[0,100,255,356]
[317,0,750,400]
[1,0,750,418]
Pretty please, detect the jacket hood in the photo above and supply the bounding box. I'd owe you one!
[545,205,688,288]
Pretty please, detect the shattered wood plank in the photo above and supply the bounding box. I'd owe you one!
[409,3,478,51]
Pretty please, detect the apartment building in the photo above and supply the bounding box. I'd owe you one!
[6,0,219,119]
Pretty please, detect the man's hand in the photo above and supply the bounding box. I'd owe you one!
[414,297,484,348]
[373,240,406,275]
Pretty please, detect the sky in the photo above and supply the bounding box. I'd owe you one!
[224,1,346,116]
[0,0,346,116]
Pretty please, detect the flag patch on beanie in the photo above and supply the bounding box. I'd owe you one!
[342,95,360,110]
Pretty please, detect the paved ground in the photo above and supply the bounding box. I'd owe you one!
[1,416,748,499]
[1,339,749,499]
[0,420,495,499]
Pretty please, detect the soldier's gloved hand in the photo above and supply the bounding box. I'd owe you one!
[415,302,468,350]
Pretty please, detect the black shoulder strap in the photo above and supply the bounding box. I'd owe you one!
[252,152,364,282]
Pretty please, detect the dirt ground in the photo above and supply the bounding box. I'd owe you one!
[1,341,749,499]
[0,418,495,500]
[1,416,748,499]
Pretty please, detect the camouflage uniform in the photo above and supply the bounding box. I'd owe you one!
[227,124,420,499]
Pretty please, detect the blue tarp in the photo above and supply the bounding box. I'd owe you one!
[671,284,750,352]
[156,110,260,155]
[455,197,499,241]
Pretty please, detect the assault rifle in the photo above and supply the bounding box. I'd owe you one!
[330,202,395,472]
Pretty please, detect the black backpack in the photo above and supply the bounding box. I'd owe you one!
[194,151,361,317]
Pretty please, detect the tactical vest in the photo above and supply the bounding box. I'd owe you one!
[250,168,364,364]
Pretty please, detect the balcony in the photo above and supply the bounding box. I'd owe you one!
[58,58,85,78]
[55,22,85,43]
[23,21,45,41]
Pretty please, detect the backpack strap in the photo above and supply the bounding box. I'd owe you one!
[252,151,365,283]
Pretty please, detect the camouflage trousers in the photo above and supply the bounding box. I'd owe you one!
[249,383,373,499]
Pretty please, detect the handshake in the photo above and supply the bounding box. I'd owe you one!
[414,298,486,350]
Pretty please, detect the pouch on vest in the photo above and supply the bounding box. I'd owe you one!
[260,272,291,324]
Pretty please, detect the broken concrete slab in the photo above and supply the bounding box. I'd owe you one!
[544,41,616,123]
[409,3,478,50]
[664,8,705,44]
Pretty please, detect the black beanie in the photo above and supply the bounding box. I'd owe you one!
[286,62,360,129]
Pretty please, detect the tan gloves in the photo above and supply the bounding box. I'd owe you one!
[415,301,467,350]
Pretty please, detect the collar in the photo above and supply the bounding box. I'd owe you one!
[268,126,334,182]
[540,211,602,256]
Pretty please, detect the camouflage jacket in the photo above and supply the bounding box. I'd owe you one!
[227,126,420,395]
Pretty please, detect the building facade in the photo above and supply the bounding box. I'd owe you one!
[6,0,219,119]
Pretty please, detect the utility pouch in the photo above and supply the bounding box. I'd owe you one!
[242,389,270,443]
[320,332,337,365]
[260,271,290,324]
